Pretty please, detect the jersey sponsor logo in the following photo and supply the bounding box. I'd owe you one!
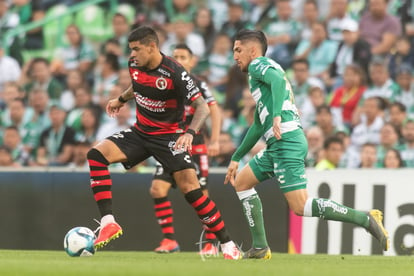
[187,88,200,100]
[316,199,348,215]
[155,77,168,90]
[243,200,255,227]
[181,71,196,91]
[157,68,171,77]
[135,93,177,112]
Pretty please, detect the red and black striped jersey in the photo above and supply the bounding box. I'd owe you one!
[128,54,202,135]
[184,74,217,128]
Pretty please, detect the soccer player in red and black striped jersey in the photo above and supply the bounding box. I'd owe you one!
[87,26,241,259]
[150,44,221,255]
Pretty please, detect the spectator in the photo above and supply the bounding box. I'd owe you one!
[329,64,367,130]
[220,2,251,40]
[117,68,133,92]
[290,58,325,109]
[249,0,273,29]
[314,104,341,139]
[0,81,25,112]
[359,0,402,57]
[0,0,23,65]
[326,0,353,42]
[36,104,76,166]
[263,0,301,69]
[27,88,51,136]
[60,69,86,111]
[161,18,205,59]
[376,122,401,167]
[300,86,326,130]
[2,125,31,166]
[315,136,344,169]
[300,0,320,41]
[0,42,21,92]
[399,119,414,167]
[394,64,414,117]
[135,0,166,27]
[23,57,64,103]
[205,33,233,95]
[102,38,129,69]
[108,12,131,60]
[164,0,196,24]
[383,148,405,168]
[92,53,120,110]
[329,18,372,87]
[359,142,378,168]
[51,24,97,85]
[69,140,91,169]
[66,86,100,132]
[348,97,386,167]
[388,101,407,141]
[388,36,414,79]
[305,126,324,167]
[0,145,18,167]
[294,21,339,79]
[193,6,216,56]
[74,106,101,144]
[360,59,401,105]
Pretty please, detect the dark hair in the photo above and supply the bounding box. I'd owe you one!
[390,101,407,113]
[384,148,405,168]
[233,29,267,55]
[323,136,343,150]
[316,104,332,115]
[105,53,120,72]
[128,25,159,46]
[292,58,309,68]
[174,43,193,55]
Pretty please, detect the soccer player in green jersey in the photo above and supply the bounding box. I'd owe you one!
[225,29,390,259]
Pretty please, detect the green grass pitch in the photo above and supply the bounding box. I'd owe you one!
[1,250,412,276]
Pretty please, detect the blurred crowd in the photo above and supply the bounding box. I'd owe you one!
[1,0,414,170]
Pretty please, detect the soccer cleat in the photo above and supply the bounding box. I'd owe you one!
[199,242,219,255]
[221,241,242,260]
[154,238,180,253]
[94,222,123,249]
[243,246,272,259]
[367,209,390,251]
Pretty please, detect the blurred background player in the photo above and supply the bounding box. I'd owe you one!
[150,44,221,255]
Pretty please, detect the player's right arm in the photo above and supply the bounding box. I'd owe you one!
[106,85,133,117]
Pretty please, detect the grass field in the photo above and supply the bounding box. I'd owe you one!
[1,250,413,276]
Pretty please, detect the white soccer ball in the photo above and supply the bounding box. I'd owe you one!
[63,226,96,257]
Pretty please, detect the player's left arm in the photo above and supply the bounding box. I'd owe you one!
[207,103,221,157]
[262,68,286,140]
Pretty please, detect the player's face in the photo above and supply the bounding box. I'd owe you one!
[233,40,253,72]
[129,41,153,68]
[173,48,193,72]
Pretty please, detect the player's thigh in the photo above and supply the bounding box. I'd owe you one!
[234,164,261,192]
[284,189,309,216]
[105,128,151,168]
[94,139,128,164]
[173,168,200,194]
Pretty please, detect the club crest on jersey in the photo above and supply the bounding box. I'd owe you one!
[156,77,168,90]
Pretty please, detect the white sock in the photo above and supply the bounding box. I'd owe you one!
[236,188,257,200]
[303,198,314,217]
[101,214,115,227]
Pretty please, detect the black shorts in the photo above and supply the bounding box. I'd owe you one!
[153,135,209,190]
[106,127,196,172]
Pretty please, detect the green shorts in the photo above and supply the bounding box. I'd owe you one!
[249,132,308,193]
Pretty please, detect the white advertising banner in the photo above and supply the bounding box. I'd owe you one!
[301,169,414,256]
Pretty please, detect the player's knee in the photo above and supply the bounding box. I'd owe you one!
[87,148,109,165]
[149,185,164,198]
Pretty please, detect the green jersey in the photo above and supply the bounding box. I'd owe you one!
[232,57,302,162]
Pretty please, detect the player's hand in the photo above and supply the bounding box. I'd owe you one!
[207,140,220,157]
[106,98,124,118]
[224,161,239,186]
[174,133,193,152]
[273,116,282,140]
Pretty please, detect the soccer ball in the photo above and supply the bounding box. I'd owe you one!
[63,226,96,257]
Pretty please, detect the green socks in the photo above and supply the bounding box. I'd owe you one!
[237,189,268,249]
[304,198,369,228]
